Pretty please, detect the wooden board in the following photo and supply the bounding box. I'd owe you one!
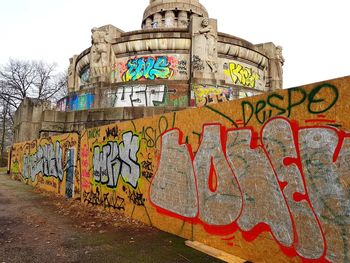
[185,240,250,263]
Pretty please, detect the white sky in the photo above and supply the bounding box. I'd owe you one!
[0,0,349,88]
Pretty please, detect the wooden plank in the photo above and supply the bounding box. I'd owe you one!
[185,240,250,263]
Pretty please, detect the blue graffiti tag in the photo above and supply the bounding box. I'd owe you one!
[122,56,173,81]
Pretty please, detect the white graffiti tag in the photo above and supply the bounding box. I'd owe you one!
[93,132,141,188]
[23,141,63,181]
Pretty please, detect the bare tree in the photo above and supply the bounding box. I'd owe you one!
[0,58,68,164]
[0,97,13,166]
[52,70,68,102]
[33,61,67,102]
[0,58,67,109]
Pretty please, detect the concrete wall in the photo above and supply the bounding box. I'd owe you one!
[9,75,350,263]
[13,103,185,143]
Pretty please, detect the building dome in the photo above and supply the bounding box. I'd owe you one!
[142,0,208,29]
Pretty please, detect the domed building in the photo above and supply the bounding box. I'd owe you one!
[62,0,284,110]
[14,0,284,142]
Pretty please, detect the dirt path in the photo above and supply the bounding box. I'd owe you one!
[0,172,223,263]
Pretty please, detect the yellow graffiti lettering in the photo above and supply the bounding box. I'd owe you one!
[225,63,260,88]
[193,85,229,107]
[193,86,224,98]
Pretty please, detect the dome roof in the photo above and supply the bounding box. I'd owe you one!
[142,0,208,29]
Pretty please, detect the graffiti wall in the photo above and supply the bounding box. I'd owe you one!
[221,59,266,91]
[191,84,261,107]
[101,84,188,108]
[80,76,350,263]
[9,76,350,262]
[191,84,234,107]
[10,133,80,198]
[112,54,189,82]
[57,93,95,111]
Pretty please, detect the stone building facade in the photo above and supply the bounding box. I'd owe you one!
[13,0,284,142]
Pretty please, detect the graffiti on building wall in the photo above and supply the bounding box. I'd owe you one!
[239,90,256,99]
[83,186,126,210]
[106,85,166,107]
[57,93,95,111]
[112,55,189,83]
[81,114,177,211]
[10,77,350,263]
[191,84,259,107]
[121,56,175,82]
[23,141,63,182]
[191,84,234,107]
[92,131,141,189]
[224,62,262,89]
[192,55,205,71]
[11,135,79,198]
[102,85,187,108]
[150,117,350,262]
[65,149,75,198]
[177,60,188,75]
[80,143,90,189]
[241,83,339,126]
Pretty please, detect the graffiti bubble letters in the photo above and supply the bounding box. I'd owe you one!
[122,56,173,81]
[113,85,165,107]
[224,62,260,88]
[23,141,63,182]
[150,117,350,262]
[93,132,141,188]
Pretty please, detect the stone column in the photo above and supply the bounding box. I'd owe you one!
[144,18,152,29]
[178,11,188,28]
[164,11,176,27]
[153,13,163,28]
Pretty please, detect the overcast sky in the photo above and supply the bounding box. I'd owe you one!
[0,0,349,88]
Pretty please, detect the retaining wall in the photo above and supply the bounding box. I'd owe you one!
[9,76,350,263]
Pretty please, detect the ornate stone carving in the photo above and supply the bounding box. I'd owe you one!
[198,18,218,73]
[67,55,78,92]
[191,16,218,80]
[270,45,285,89]
[90,27,110,78]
